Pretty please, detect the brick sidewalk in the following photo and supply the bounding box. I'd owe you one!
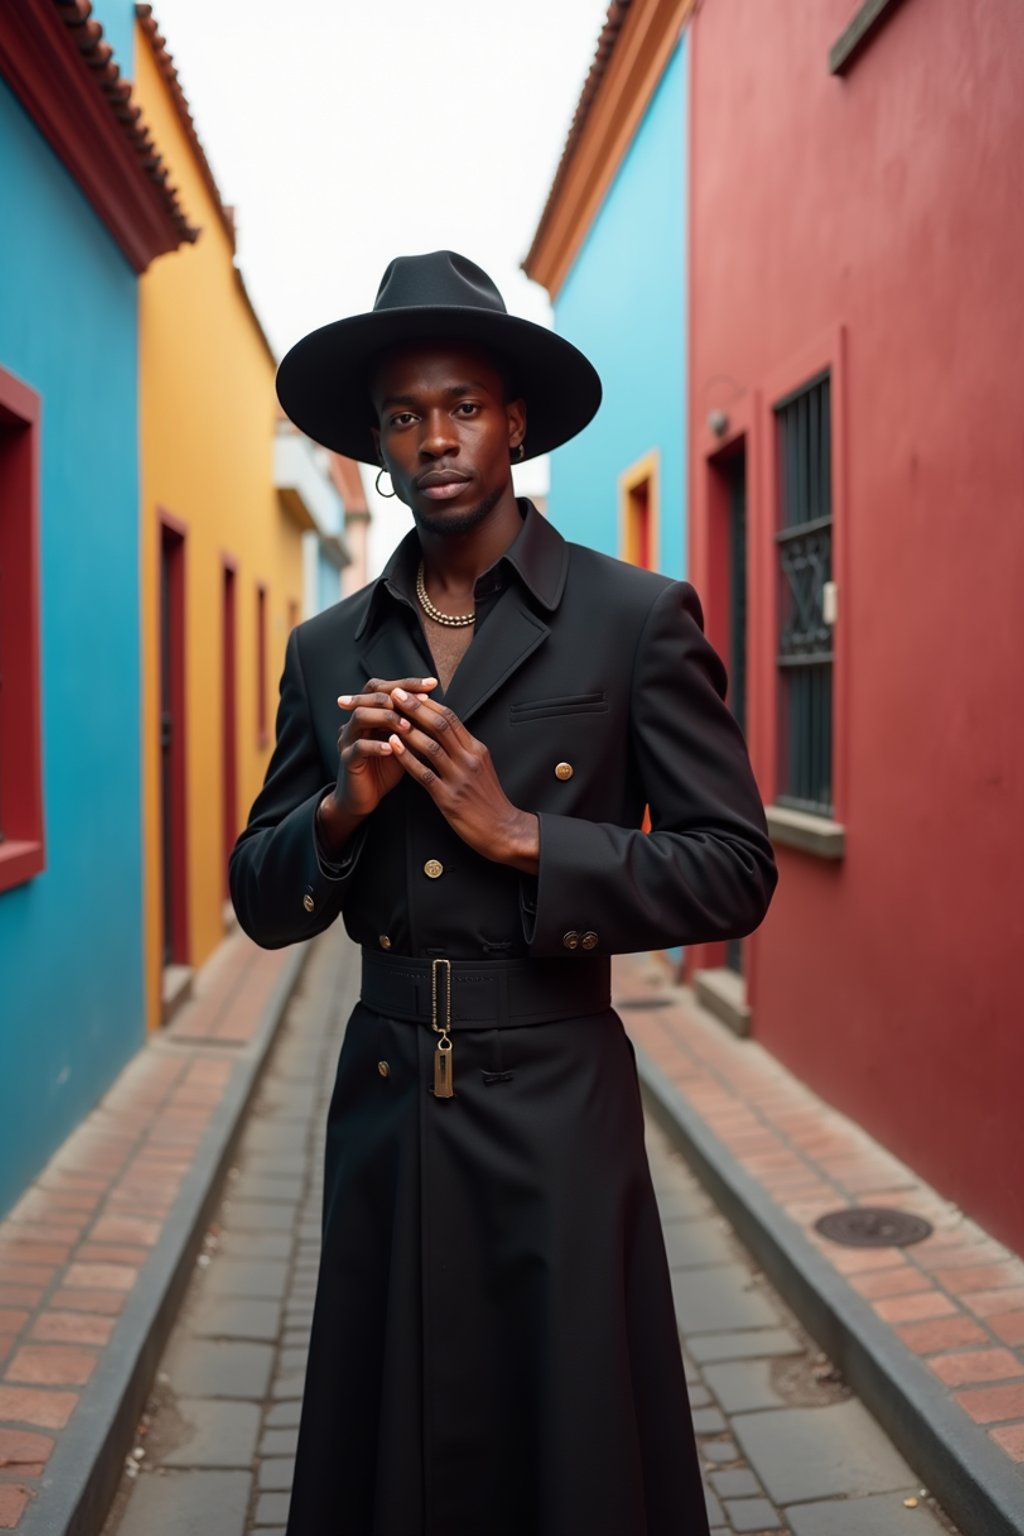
[101,926,352,1536]
[0,929,302,1533]
[616,950,1024,1528]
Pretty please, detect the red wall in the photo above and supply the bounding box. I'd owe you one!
[688,0,1024,1251]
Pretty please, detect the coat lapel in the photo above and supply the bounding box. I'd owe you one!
[443,583,550,726]
[357,603,432,691]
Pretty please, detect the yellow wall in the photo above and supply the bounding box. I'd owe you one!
[135,24,304,1028]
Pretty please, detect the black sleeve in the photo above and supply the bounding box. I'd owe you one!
[228,626,368,949]
[521,580,777,956]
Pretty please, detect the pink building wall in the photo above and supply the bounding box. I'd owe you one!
[687,0,1024,1250]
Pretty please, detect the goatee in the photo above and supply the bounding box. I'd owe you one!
[410,484,504,537]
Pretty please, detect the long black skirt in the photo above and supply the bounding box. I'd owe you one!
[284,1003,709,1536]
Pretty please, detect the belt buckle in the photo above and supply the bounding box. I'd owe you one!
[430,957,452,1034]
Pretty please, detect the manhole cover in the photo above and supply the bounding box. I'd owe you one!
[814,1207,933,1248]
[615,997,673,1010]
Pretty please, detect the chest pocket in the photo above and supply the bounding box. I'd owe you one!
[509,691,608,723]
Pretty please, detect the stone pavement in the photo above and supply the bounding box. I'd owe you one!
[100,929,959,1536]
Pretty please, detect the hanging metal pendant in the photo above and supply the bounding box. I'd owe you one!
[430,957,455,1098]
[434,1033,454,1098]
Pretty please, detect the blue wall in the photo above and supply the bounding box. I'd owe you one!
[96,0,137,74]
[549,36,688,577]
[0,82,145,1218]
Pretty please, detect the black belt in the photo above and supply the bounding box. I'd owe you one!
[360,949,611,1030]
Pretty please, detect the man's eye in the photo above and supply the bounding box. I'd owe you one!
[455,402,479,417]
[391,412,415,427]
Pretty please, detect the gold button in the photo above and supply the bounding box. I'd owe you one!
[377,1060,390,1078]
[379,934,392,950]
[581,931,599,950]
[302,893,314,913]
[555,761,574,781]
[424,859,444,879]
[562,930,580,951]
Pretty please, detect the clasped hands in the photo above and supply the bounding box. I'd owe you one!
[318,676,539,874]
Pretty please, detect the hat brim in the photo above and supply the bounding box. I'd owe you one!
[275,306,602,464]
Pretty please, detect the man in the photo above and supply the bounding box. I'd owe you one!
[230,251,777,1536]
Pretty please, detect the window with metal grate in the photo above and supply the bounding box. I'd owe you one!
[774,372,834,816]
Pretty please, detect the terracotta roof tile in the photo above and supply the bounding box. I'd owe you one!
[134,3,236,249]
[51,0,199,249]
[523,0,631,275]
[133,4,277,364]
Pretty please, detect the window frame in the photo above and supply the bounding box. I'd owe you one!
[158,512,189,966]
[761,328,848,854]
[618,449,660,570]
[255,582,269,749]
[774,370,835,818]
[0,365,44,894]
[221,554,238,903]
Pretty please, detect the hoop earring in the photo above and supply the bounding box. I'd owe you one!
[375,466,397,498]
[512,442,525,464]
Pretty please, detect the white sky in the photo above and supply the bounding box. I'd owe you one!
[148,0,612,566]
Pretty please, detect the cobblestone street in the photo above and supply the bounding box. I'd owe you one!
[100,932,959,1536]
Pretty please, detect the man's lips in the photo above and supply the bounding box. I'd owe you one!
[416,469,472,501]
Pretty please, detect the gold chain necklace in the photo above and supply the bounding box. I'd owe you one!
[416,562,476,628]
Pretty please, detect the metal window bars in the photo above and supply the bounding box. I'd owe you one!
[775,373,834,816]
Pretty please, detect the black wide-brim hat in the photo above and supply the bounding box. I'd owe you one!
[275,250,602,464]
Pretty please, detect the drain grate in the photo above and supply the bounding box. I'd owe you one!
[614,997,673,1010]
[814,1206,933,1248]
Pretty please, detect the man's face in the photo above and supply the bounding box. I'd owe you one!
[370,342,526,535]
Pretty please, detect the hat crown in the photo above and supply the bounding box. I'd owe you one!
[373,250,509,317]
[276,249,601,463]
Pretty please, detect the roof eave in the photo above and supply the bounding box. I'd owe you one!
[0,1,198,273]
[135,4,238,252]
[523,0,694,300]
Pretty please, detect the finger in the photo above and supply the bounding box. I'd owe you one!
[338,690,391,711]
[340,705,412,738]
[364,675,437,696]
[396,722,453,772]
[341,738,394,767]
[339,679,436,710]
[389,690,461,763]
[391,689,473,752]
[387,732,441,791]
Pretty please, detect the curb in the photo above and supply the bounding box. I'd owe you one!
[636,1043,1024,1536]
[19,942,311,1536]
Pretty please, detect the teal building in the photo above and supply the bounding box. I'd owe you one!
[0,3,191,1216]
[526,27,689,578]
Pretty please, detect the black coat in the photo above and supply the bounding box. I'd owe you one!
[230,501,777,1536]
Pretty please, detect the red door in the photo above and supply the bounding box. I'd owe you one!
[222,560,238,901]
[159,520,188,968]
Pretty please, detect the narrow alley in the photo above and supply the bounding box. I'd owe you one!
[98,933,959,1536]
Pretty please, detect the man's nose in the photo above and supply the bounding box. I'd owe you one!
[419,409,459,458]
